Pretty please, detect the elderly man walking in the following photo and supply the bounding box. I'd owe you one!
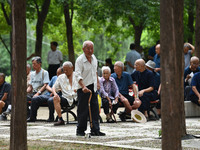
[75,40,105,136]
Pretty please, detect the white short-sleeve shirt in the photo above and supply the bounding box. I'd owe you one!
[75,53,98,92]
[47,50,63,65]
[53,73,78,106]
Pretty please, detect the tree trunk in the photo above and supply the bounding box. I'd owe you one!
[128,16,143,53]
[64,0,75,65]
[134,25,143,53]
[10,0,27,149]
[195,0,200,58]
[160,0,185,150]
[35,0,51,57]
[187,0,195,43]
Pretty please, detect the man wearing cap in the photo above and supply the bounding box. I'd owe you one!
[131,59,157,119]
[145,60,160,91]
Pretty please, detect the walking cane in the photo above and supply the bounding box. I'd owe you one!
[111,108,117,123]
[88,91,93,128]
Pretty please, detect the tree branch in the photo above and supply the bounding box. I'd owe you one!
[33,0,40,16]
[1,3,11,25]
[0,35,11,56]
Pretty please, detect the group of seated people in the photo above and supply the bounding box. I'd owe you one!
[25,55,161,124]
[2,45,200,124]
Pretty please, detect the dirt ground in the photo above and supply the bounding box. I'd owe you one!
[1,107,200,150]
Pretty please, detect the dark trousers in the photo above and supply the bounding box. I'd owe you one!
[29,95,54,120]
[102,98,114,114]
[76,84,100,133]
[190,94,200,106]
[112,94,134,114]
[48,64,60,80]
[138,92,156,113]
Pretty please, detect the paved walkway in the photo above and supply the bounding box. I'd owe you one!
[1,107,200,149]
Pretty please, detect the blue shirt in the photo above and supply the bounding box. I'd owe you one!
[184,66,200,87]
[153,54,160,68]
[190,72,200,96]
[111,72,133,95]
[45,75,57,96]
[153,71,160,91]
[131,69,155,91]
[148,46,156,58]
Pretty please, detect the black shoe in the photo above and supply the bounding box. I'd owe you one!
[107,118,115,123]
[76,132,85,136]
[46,118,54,122]
[91,131,106,136]
[119,112,126,122]
[54,120,65,126]
[0,115,7,121]
[27,117,36,122]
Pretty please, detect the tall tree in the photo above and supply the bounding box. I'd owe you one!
[160,0,185,149]
[10,0,27,149]
[195,0,200,58]
[27,0,51,57]
[63,0,75,65]
[184,0,195,43]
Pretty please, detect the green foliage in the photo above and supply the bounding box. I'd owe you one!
[5,75,11,83]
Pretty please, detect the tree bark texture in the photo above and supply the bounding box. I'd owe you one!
[10,0,27,149]
[160,0,185,150]
[64,0,75,65]
[35,0,50,57]
[195,0,200,58]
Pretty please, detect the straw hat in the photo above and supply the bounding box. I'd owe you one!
[145,60,156,69]
[131,110,147,123]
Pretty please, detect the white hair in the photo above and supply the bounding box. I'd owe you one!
[62,61,73,68]
[114,61,124,70]
[83,40,94,48]
[102,66,111,73]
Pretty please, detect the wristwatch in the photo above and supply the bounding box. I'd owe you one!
[38,91,41,94]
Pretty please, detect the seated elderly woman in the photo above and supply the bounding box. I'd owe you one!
[0,73,11,120]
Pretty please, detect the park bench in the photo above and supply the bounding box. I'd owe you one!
[28,100,77,124]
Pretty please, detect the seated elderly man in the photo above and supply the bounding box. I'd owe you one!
[0,73,11,120]
[111,61,141,121]
[131,59,158,119]
[190,71,200,106]
[52,61,78,126]
[27,56,50,118]
[184,56,200,101]
[27,67,63,122]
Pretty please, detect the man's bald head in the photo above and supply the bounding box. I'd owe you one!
[190,56,199,63]
[135,59,146,72]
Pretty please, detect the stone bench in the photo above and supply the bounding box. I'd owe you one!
[184,101,200,117]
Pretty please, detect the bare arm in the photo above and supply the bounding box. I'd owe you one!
[78,79,90,93]
[46,85,52,93]
[33,83,48,97]
[96,72,100,90]
[27,85,33,93]
[139,87,154,97]
[192,86,200,99]
[0,93,8,101]
[127,61,135,69]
